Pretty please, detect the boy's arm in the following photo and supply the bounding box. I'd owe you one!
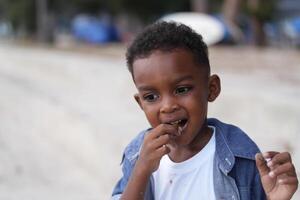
[119,124,177,200]
[120,161,153,200]
[255,152,298,200]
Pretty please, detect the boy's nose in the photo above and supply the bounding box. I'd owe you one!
[160,97,179,113]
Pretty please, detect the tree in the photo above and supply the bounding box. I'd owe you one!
[0,0,36,36]
[36,0,52,42]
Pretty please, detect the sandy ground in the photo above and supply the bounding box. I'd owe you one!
[0,42,299,199]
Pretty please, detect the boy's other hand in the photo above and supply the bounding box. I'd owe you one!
[136,124,178,175]
[255,152,298,200]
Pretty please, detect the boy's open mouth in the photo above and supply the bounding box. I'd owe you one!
[169,119,187,127]
[167,118,188,135]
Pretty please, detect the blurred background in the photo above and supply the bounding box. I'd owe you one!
[0,0,299,199]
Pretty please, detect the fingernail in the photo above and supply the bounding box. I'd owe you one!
[265,158,271,163]
[267,161,273,167]
[262,152,269,158]
[178,126,182,136]
[269,171,275,178]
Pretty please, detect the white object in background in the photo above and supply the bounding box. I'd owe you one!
[160,12,225,46]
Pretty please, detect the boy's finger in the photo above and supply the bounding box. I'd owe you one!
[266,152,292,168]
[278,177,299,185]
[155,145,170,158]
[262,151,280,159]
[156,124,179,138]
[148,124,177,139]
[255,153,270,176]
[269,162,295,178]
[153,134,171,149]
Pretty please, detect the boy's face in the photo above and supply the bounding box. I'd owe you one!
[133,49,220,147]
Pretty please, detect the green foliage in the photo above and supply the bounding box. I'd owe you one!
[245,0,276,22]
[0,0,191,34]
[208,0,223,13]
[0,0,36,33]
[120,0,190,23]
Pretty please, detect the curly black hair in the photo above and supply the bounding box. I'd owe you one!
[126,21,210,76]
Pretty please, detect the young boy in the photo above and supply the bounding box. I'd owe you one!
[111,22,298,200]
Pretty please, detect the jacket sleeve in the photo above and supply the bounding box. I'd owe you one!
[111,130,151,200]
[111,153,133,199]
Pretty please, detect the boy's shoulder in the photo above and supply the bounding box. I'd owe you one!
[122,128,151,163]
[208,118,260,160]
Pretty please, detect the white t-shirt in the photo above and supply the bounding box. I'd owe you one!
[153,126,216,200]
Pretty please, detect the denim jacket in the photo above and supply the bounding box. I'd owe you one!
[111,118,266,200]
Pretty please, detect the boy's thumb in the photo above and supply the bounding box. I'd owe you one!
[255,153,270,177]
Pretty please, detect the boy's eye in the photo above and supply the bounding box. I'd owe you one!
[175,86,192,95]
[143,93,159,102]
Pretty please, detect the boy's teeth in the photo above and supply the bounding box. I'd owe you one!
[170,120,181,125]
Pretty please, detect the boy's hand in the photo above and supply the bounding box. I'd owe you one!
[120,124,178,200]
[135,124,178,175]
[255,152,298,200]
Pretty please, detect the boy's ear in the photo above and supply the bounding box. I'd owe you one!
[134,93,144,110]
[208,74,221,102]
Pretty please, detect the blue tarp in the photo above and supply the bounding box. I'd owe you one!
[72,15,119,44]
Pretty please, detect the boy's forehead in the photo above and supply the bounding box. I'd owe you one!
[133,49,197,70]
[132,49,208,83]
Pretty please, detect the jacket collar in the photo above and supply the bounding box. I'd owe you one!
[208,118,260,174]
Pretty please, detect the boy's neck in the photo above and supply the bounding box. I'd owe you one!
[168,126,213,163]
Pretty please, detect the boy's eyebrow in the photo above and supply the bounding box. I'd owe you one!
[173,75,194,84]
[137,75,194,91]
[137,85,155,91]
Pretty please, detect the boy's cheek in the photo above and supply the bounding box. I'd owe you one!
[147,119,160,128]
[143,112,157,126]
[147,115,162,128]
